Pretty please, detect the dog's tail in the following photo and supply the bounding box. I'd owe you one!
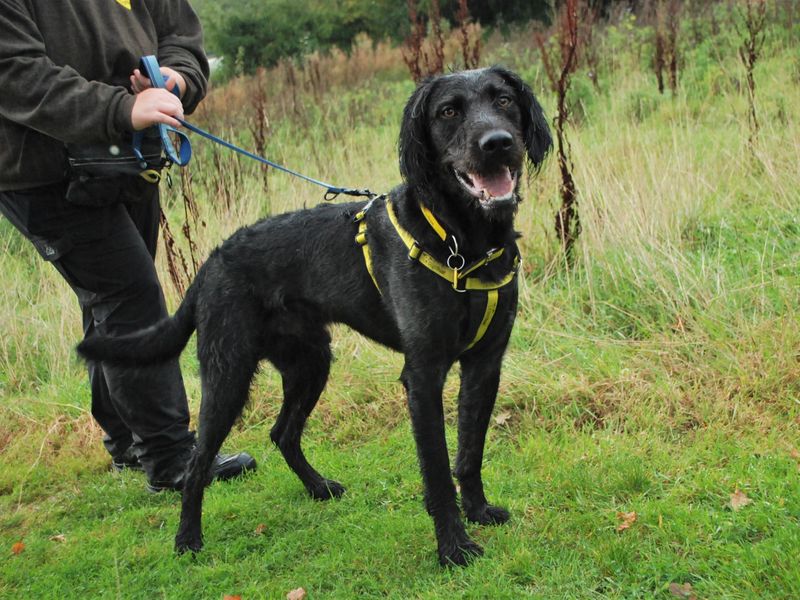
[76,282,199,366]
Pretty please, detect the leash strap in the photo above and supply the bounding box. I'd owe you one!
[176,117,377,200]
[133,55,378,200]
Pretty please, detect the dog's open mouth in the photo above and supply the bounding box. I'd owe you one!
[454,167,518,205]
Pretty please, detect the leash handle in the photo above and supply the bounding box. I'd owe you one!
[134,55,192,167]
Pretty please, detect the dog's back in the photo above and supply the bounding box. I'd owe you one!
[198,200,402,346]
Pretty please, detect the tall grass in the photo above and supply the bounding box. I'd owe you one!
[2,6,798,441]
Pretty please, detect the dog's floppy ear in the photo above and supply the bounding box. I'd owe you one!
[399,76,438,187]
[492,66,552,170]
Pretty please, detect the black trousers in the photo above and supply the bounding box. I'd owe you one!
[0,182,195,478]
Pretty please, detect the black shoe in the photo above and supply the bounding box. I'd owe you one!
[147,451,257,493]
[111,447,144,472]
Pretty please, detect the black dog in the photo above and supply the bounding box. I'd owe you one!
[78,66,551,566]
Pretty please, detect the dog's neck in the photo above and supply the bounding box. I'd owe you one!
[401,184,519,261]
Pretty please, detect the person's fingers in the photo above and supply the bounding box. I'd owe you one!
[152,96,184,120]
[130,69,152,94]
[156,114,182,128]
[131,88,185,129]
[130,67,185,97]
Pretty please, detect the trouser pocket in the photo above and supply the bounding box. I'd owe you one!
[64,174,156,207]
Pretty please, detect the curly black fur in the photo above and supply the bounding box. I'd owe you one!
[78,66,551,567]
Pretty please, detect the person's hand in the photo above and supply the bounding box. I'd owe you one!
[131,88,184,130]
[130,66,186,98]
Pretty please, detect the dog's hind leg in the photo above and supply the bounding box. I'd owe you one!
[175,321,261,554]
[453,353,510,525]
[268,329,344,500]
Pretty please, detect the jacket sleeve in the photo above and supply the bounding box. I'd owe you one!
[0,0,136,143]
[152,0,210,115]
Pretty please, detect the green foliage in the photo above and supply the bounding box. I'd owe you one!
[196,0,555,73]
[440,0,551,29]
[567,74,597,123]
[624,88,662,122]
[211,0,319,72]
[199,0,409,72]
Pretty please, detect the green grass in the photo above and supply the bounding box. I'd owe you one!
[2,424,799,598]
[2,9,800,599]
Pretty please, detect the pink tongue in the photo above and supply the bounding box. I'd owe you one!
[471,168,514,199]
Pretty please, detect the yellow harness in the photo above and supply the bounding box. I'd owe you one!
[354,199,519,350]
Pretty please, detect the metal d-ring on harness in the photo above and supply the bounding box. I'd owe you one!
[354,198,519,350]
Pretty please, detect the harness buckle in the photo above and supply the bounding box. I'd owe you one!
[352,197,378,223]
[408,242,423,261]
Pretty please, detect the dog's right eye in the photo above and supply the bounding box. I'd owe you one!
[497,95,513,108]
[441,106,458,119]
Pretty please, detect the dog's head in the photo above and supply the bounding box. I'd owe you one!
[399,67,551,216]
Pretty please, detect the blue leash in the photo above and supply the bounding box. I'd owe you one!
[134,55,378,200]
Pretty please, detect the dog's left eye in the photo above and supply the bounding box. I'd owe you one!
[441,105,458,118]
[497,95,513,108]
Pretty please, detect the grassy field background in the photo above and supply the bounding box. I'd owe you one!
[1,6,799,599]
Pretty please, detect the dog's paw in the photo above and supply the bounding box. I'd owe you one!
[308,478,346,500]
[437,536,484,567]
[174,533,203,555]
[465,503,510,525]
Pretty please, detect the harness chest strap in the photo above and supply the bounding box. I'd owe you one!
[466,288,499,350]
[354,199,519,350]
[386,200,518,291]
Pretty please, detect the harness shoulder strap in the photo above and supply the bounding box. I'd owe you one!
[354,208,381,293]
[419,203,447,242]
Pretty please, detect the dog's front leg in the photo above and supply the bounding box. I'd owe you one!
[401,359,483,566]
[453,354,510,525]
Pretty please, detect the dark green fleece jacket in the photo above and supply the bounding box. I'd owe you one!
[0,0,209,191]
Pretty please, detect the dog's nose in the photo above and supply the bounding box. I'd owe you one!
[478,130,513,154]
